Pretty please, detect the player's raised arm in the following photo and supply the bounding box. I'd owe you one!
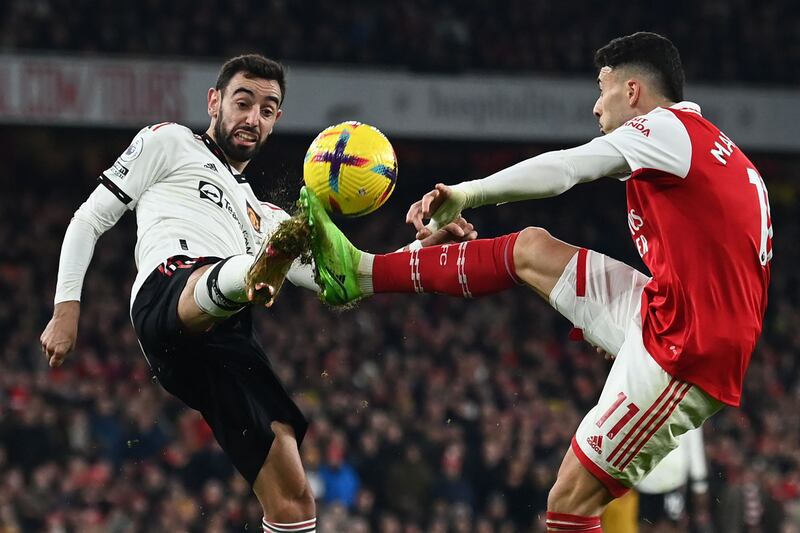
[41,126,172,367]
[41,185,128,367]
[407,138,630,239]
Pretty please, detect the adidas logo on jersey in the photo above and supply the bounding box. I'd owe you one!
[587,435,603,454]
[204,162,218,172]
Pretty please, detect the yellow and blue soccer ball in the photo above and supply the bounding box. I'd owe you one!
[303,121,397,217]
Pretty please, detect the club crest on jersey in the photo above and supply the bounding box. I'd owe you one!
[246,201,262,232]
[198,181,223,207]
[120,136,144,162]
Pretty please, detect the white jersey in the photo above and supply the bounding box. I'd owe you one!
[54,122,316,306]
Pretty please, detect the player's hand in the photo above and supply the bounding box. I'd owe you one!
[406,183,468,240]
[418,216,478,247]
[40,301,80,368]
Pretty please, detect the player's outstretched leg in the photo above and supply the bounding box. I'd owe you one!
[303,185,579,306]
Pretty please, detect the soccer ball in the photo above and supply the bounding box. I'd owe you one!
[303,121,397,217]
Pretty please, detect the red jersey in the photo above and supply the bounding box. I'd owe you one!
[600,102,772,406]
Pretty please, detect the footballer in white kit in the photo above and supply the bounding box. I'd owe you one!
[84,117,320,480]
[43,55,323,533]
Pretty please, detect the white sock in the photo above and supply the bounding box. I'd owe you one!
[262,517,316,533]
[358,252,375,295]
[193,255,254,317]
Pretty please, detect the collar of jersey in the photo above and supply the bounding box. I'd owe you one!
[200,133,248,183]
[668,101,702,115]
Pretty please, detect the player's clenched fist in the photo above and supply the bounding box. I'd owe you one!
[40,301,80,367]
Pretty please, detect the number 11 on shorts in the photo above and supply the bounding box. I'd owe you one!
[596,392,640,440]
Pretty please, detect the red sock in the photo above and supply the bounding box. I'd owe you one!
[545,512,602,532]
[372,232,522,296]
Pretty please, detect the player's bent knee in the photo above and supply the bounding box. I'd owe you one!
[513,227,578,297]
[514,226,554,261]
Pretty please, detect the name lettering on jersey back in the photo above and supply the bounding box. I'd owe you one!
[710,132,736,165]
[627,209,649,257]
[623,116,651,137]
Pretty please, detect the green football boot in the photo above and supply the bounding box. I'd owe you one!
[300,186,369,306]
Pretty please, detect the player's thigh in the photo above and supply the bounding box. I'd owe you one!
[572,329,723,498]
[549,248,649,355]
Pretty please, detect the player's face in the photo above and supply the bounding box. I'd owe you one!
[593,66,636,134]
[209,72,283,164]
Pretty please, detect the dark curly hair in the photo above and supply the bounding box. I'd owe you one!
[594,32,684,102]
[215,54,286,106]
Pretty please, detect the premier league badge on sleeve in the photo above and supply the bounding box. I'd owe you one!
[120,137,144,162]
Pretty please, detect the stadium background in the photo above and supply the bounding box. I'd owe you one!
[1,2,799,532]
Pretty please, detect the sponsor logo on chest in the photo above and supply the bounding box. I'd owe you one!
[197,179,254,254]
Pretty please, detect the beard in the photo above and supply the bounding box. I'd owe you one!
[214,107,265,164]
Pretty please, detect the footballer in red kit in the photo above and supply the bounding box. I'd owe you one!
[304,32,771,532]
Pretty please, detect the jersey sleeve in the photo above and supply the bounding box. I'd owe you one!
[597,108,692,179]
[98,124,181,209]
[54,184,129,303]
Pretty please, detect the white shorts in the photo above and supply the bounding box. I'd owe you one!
[550,249,723,496]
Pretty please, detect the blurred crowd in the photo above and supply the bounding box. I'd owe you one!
[2,0,800,84]
[0,129,798,533]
